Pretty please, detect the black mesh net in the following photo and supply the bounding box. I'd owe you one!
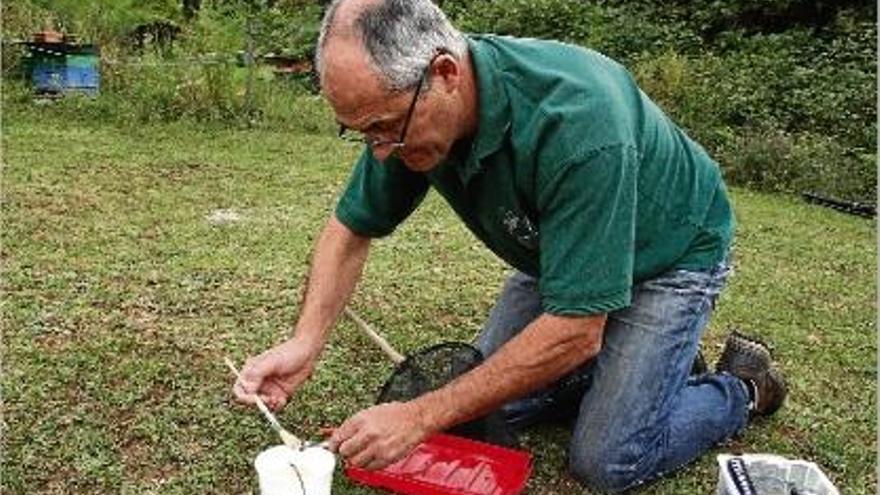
[375,342,519,448]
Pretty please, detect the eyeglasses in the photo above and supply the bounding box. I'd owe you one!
[337,54,437,151]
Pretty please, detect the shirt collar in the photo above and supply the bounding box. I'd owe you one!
[457,35,511,185]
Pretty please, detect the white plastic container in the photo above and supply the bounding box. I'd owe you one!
[255,445,336,495]
[716,454,839,495]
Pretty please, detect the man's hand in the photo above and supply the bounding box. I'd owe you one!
[329,401,432,471]
[232,337,319,411]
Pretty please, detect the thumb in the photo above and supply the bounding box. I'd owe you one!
[233,354,280,404]
[238,355,277,394]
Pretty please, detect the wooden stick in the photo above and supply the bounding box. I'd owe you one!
[343,306,406,364]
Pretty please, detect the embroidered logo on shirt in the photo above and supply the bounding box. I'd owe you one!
[500,208,538,250]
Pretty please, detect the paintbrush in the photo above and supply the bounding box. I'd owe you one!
[224,356,304,450]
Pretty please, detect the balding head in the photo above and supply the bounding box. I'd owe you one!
[315,0,467,93]
[316,0,373,50]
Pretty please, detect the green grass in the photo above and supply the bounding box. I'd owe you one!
[2,109,876,494]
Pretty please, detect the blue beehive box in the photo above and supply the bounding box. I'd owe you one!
[26,42,100,96]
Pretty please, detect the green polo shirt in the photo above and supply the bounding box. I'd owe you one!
[335,34,734,316]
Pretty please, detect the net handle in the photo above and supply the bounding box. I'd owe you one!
[343,306,406,365]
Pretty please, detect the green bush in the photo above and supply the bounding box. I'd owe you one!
[631,45,874,200]
[2,0,325,128]
[448,0,595,43]
[4,0,183,48]
[3,55,331,132]
[447,0,702,62]
[718,128,876,200]
[3,0,875,201]
[628,22,874,201]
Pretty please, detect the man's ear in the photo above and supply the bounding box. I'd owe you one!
[432,54,461,93]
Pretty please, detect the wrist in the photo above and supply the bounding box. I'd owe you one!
[292,324,319,341]
[283,334,322,361]
[292,318,333,355]
[409,394,446,434]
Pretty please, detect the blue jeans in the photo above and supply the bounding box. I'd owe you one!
[477,262,750,493]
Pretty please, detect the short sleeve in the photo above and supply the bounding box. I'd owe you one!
[335,150,430,237]
[537,144,639,315]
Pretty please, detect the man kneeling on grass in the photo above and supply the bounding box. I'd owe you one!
[232,0,788,491]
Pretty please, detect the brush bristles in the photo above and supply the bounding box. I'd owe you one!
[280,429,303,449]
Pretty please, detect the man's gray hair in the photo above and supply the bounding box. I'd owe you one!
[316,0,468,91]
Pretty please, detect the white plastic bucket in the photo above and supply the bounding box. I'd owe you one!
[255,445,336,495]
[716,453,839,495]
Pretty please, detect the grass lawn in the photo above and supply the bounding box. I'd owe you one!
[2,110,876,494]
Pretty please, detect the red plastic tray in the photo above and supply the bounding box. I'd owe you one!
[345,433,532,495]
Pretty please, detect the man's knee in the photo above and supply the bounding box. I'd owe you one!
[568,444,651,493]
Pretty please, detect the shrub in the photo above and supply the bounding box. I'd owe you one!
[2,0,325,128]
[629,25,875,201]
[3,0,874,201]
[448,0,594,42]
[718,128,876,201]
[447,0,702,62]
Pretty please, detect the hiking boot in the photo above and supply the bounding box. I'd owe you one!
[716,330,787,417]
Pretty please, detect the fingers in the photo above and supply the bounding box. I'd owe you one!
[232,358,278,406]
[362,457,388,471]
[343,438,375,467]
[260,380,290,411]
[232,358,261,402]
[338,435,400,471]
[232,379,255,405]
[330,414,370,459]
[240,378,288,411]
[230,338,323,412]
[238,356,270,390]
[328,415,359,454]
[329,410,409,471]
[232,345,296,399]
[233,379,288,410]
[336,430,386,470]
[351,449,390,471]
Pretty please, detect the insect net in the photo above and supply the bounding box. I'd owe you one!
[375,342,519,448]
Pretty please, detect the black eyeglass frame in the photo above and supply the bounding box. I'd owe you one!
[337,51,445,150]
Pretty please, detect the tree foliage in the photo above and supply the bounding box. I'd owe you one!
[2,0,875,200]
